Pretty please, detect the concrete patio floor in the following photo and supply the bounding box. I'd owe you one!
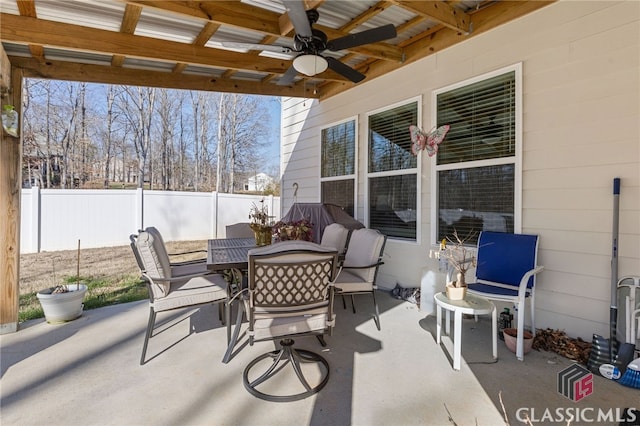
[1,290,638,425]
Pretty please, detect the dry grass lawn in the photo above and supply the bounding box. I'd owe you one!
[19,240,208,294]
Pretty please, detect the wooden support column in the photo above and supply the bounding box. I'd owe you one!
[0,44,22,334]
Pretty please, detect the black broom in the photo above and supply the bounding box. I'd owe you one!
[588,178,621,374]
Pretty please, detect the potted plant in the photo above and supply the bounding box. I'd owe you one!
[36,240,88,323]
[440,230,477,300]
[272,218,314,242]
[248,200,273,246]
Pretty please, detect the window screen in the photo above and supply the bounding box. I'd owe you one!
[368,102,417,173]
[321,120,355,177]
[437,71,516,165]
[367,100,419,240]
[369,175,417,240]
[435,68,519,244]
[322,180,355,216]
[321,119,356,214]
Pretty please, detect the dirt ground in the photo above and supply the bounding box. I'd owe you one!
[19,240,208,294]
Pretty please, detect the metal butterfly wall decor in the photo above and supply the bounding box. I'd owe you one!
[409,124,450,156]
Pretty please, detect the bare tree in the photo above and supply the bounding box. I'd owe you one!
[116,86,156,188]
[154,90,182,190]
[216,94,270,193]
[102,85,116,188]
[22,80,277,193]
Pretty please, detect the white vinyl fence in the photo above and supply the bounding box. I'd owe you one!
[20,188,280,253]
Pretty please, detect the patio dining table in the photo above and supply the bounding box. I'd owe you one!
[207,237,257,363]
[207,237,257,272]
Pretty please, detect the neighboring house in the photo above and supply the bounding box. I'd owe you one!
[280,1,639,340]
[245,172,274,192]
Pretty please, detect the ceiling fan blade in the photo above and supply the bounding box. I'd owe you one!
[327,24,397,51]
[282,0,312,38]
[277,65,299,86]
[220,42,293,54]
[326,57,365,83]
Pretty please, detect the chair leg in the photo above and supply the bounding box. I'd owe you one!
[371,290,381,331]
[350,295,356,313]
[140,308,156,365]
[243,339,330,402]
[530,294,535,336]
[223,301,246,364]
[316,335,327,347]
[516,301,526,361]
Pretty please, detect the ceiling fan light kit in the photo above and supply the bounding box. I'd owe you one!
[224,1,398,85]
[293,54,328,76]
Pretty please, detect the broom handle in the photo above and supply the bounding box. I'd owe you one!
[610,178,620,361]
[611,178,620,307]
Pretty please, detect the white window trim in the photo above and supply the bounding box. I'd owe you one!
[365,95,422,243]
[318,115,358,214]
[429,63,523,244]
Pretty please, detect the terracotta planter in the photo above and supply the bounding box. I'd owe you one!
[503,328,534,354]
[445,284,467,300]
[37,284,87,324]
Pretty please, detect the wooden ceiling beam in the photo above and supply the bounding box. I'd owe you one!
[128,0,283,35]
[393,0,471,34]
[340,1,392,33]
[127,0,403,62]
[16,0,44,60]
[173,21,221,74]
[112,3,143,67]
[10,56,319,99]
[0,43,10,91]
[0,13,298,76]
[318,0,555,100]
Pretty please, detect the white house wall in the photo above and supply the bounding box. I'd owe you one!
[280,1,640,340]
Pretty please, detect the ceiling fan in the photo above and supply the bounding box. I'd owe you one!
[221,0,397,86]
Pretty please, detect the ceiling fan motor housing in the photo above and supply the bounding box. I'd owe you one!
[293,29,328,54]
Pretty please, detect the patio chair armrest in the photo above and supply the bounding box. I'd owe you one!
[168,249,207,257]
[342,260,384,270]
[143,270,213,283]
[517,265,545,297]
[169,258,207,267]
[167,250,208,266]
[227,288,248,305]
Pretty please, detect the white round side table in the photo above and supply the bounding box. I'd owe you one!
[434,292,497,370]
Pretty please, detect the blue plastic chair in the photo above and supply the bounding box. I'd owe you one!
[467,231,544,360]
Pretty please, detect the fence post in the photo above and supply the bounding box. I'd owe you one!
[135,188,144,231]
[267,194,275,223]
[30,185,40,253]
[212,191,218,239]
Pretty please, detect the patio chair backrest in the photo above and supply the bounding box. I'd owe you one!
[248,241,337,311]
[343,228,386,282]
[226,222,254,238]
[134,229,172,297]
[475,231,539,289]
[144,227,172,264]
[320,223,350,254]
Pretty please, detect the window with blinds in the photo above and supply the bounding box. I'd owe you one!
[367,99,419,241]
[434,65,521,244]
[321,119,356,216]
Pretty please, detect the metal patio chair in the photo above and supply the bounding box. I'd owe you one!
[241,240,338,401]
[466,231,544,360]
[130,229,228,365]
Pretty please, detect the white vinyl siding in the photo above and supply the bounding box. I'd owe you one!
[280,2,639,340]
